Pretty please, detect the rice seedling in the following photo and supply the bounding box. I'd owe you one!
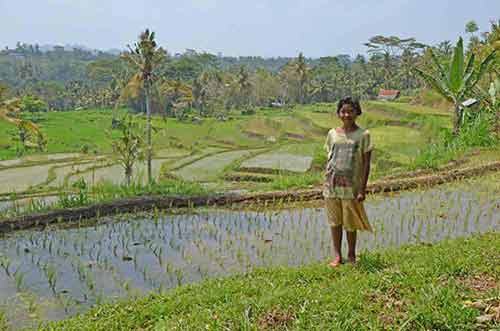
[0,174,498,326]
[44,265,58,296]
[0,256,11,277]
[13,269,25,291]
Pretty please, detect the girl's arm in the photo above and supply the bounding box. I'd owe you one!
[357,151,372,202]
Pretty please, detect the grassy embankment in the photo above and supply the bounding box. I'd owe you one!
[33,233,500,331]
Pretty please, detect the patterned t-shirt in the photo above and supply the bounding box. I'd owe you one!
[323,127,373,199]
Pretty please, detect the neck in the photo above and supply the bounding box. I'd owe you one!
[342,123,357,132]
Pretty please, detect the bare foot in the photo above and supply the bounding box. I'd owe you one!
[328,257,343,268]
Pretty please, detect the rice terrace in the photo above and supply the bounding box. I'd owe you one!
[0,2,499,330]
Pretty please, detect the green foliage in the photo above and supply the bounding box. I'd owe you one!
[41,177,208,213]
[57,178,90,208]
[91,178,209,201]
[465,20,479,34]
[414,37,497,133]
[110,115,145,185]
[240,107,255,115]
[20,95,48,113]
[0,310,6,331]
[412,112,497,169]
[121,28,167,183]
[412,88,451,108]
[311,144,327,170]
[41,234,500,330]
[270,171,322,190]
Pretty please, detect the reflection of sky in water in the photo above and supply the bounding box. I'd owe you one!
[0,185,498,325]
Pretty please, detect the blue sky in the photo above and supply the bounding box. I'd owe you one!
[1,0,499,57]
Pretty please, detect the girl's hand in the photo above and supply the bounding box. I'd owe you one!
[356,193,365,202]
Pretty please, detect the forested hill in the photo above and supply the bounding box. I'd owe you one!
[0,21,497,114]
[0,44,303,86]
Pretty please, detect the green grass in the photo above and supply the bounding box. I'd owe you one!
[5,101,496,196]
[0,109,263,160]
[0,102,451,162]
[1,102,450,160]
[412,89,453,109]
[40,233,500,330]
[411,114,499,170]
[268,171,322,190]
[0,178,212,219]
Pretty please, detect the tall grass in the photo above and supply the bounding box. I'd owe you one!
[270,172,322,190]
[91,178,209,201]
[1,178,210,219]
[412,113,497,169]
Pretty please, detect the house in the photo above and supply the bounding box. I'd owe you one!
[378,89,400,101]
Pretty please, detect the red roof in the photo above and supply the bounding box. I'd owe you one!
[379,89,400,96]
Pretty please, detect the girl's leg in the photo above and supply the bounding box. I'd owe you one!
[330,225,343,265]
[346,230,357,263]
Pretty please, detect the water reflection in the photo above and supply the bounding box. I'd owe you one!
[0,184,498,325]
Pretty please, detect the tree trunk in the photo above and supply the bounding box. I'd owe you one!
[19,128,26,146]
[453,103,462,135]
[125,165,132,186]
[145,84,152,184]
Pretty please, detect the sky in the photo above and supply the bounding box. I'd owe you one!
[1,0,499,58]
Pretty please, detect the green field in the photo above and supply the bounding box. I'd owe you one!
[0,102,449,159]
[1,100,490,200]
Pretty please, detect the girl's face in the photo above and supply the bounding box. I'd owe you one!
[338,104,357,126]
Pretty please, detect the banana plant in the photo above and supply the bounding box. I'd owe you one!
[414,37,497,134]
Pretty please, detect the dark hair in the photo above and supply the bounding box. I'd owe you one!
[336,97,362,115]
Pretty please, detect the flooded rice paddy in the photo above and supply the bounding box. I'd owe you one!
[240,153,313,173]
[172,149,255,181]
[0,176,498,326]
[67,159,166,186]
[0,163,73,194]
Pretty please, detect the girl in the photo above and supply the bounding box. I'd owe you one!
[324,97,373,267]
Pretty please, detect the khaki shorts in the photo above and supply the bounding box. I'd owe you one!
[325,198,372,232]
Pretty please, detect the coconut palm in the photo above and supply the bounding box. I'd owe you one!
[121,29,167,183]
[414,37,497,134]
[160,79,193,118]
[235,65,252,108]
[309,79,334,102]
[295,53,309,104]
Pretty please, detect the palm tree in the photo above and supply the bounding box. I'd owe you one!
[295,53,309,104]
[414,37,497,134]
[309,79,334,102]
[235,65,252,108]
[121,29,166,183]
[437,41,453,57]
[160,79,193,117]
